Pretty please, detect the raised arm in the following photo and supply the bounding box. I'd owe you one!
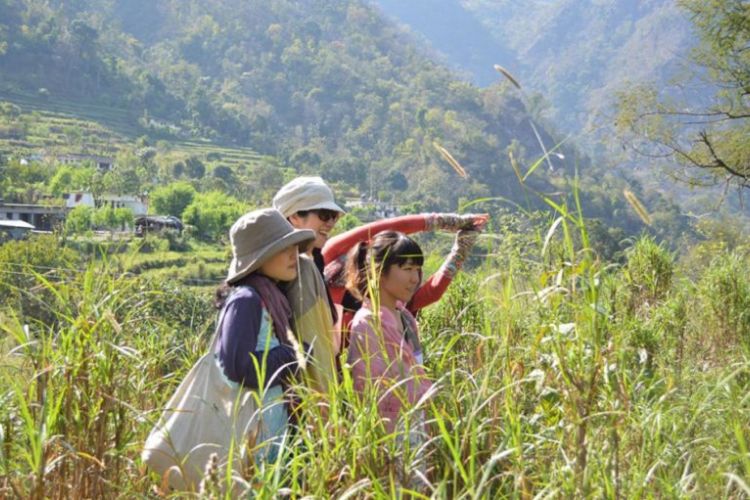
[407,229,481,314]
[322,214,430,264]
[324,213,488,317]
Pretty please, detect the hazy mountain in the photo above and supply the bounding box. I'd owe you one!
[375,0,695,150]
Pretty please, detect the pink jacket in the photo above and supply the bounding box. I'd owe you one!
[348,300,433,432]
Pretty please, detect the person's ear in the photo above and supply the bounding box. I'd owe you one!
[288,213,305,227]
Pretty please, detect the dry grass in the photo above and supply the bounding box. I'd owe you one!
[623,188,652,226]
[433,141,469,179]
[493,64,521,90]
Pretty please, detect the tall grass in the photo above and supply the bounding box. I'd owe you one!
[2,189,750,497]
[0,264,213,498]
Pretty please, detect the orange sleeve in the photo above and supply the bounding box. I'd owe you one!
[322,214,430,264]
[407,270,452,314]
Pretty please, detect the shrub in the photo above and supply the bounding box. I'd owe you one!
[698,252,750,349]
[623,235,674,311]
[182,191,246,241]
[149,181,196,218]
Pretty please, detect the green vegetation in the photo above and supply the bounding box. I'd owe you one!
[2,193,750,496]
[149,182,196,219]
[182,191,246,241]
[1,0,750,497]
[0,0,692,245]
[381,0,695,152]
[63,205,133,234]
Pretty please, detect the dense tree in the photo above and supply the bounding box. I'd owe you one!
[64,205,94,234]
[617,0,750,192]
[48,165,96,195]
[182,191,245,241]
[0,0,692,242]
[92,205,133,232]
[212,165,235,183]
[149,181,196,218]
[184,156,206,179]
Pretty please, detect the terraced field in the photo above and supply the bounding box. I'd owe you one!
[0,90,265,168]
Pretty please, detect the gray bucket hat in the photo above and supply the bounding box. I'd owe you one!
[272,176,346,218]
[227,208,315,284]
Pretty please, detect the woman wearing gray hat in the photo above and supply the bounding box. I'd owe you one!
[214,208,315,464]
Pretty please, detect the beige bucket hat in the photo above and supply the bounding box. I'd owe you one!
[226,208,315,283]
[272,176,346,218]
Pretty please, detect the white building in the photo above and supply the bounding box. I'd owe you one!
[64,192,96,209]
[344,198,400,220]
[0,219,35,240]
[0,201,66,231]
[63,193,148,216]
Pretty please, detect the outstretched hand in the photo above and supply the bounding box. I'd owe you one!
[469,214,489,231]
[430,213,490,233]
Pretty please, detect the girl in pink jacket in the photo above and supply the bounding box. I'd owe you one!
[344,231,433,434]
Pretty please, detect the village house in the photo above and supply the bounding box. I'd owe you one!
[344,197,401,221]
[64,192,149,216]
[0,219,35,241]
[0,192,148,235]
[134,215,183,235]
[19,153,45,165]
[55,153,115,171]
[0,200,67,231]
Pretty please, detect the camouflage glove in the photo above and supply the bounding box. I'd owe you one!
[438,229,480,279]
[426,213,483,233]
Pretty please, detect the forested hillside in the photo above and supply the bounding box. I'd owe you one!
[0,0,687,245]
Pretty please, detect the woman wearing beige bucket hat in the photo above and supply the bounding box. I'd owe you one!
[273,176,346,395]
[213,208,315,464]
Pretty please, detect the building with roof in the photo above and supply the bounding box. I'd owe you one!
[56,154,115,171]
[0,219,35,241]
[0,201,66,231]
[134,215,183,235]
[63,192,148,216]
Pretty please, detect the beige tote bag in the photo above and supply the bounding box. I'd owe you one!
[142,310,260,491]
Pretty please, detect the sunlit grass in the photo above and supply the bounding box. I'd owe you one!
[1,175,750,497]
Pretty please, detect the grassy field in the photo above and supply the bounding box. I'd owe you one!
[1,202,749,498]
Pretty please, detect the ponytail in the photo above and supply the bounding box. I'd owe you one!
[345,241,369,300]
[214,273,256,309]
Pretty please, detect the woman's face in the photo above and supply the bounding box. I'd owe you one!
[259,245,299,281]
[380,260,422,304]
[289,210,340,249]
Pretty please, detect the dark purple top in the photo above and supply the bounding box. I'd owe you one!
[214,286,301,390]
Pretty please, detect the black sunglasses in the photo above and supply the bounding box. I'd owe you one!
[298,208,340,222]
